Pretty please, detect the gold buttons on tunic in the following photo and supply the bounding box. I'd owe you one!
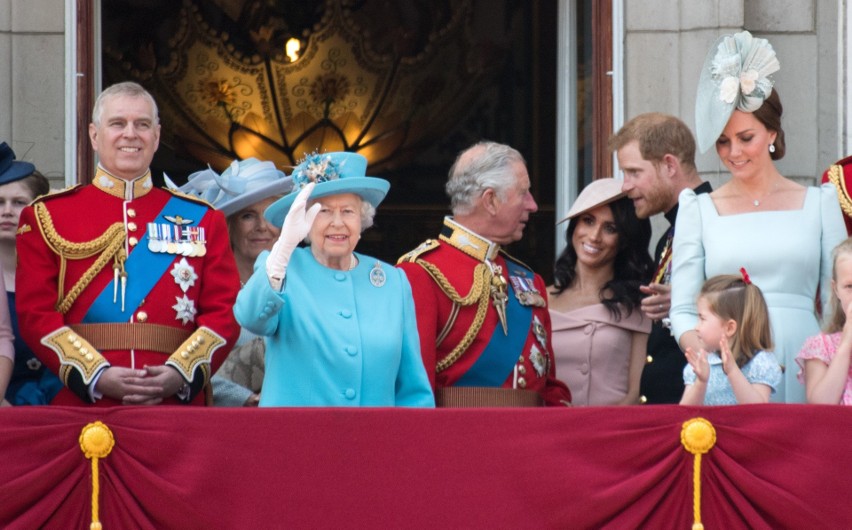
[128,237,139,246]
[127,208,136,218]
[639,395,648,404]
[517,377,527,388]
[136,311,148,323]
[127,222,137,231]
[646,355,653,363]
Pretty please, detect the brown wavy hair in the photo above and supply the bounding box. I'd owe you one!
[700,273,773,367]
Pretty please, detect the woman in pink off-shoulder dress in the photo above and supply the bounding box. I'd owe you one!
[548,179,654,405]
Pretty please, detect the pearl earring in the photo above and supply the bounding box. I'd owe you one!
[769,143,776,153]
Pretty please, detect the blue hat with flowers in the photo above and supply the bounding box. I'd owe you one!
[264,152,389,227]
[0,142,36,185]
[695,30,780,153]
[178,158,293,217]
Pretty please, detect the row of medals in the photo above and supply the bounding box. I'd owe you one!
[147,223,207,257]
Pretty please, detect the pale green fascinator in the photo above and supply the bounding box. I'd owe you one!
[695,30,780,153]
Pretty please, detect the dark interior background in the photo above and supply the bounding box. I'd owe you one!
[102,0,574,282]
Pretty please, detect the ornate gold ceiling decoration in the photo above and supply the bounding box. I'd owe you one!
[113,0,501,173]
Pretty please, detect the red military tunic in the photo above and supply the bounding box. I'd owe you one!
[822,154,852,235]
[398,217,571,406]
[16,168,240,406]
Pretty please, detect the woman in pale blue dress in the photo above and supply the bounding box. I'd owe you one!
[670,31,846,403]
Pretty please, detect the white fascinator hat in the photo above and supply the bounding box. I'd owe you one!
[694,30,780,153]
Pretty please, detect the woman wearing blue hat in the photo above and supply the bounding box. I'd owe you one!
[178,157,293,406]
[234,152,434,407]
[0,142,41,405]
[670,31,846,403]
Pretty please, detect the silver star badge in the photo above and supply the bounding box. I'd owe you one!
[172,295,197,325]
[529,344,547,377]
[170,257,198,293]
[533,315,547,349]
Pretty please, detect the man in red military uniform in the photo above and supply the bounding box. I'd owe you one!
[822,154,852,235]
[16,81,240,406]
[398,141,571,406]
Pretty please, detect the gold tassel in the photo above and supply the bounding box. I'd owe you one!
[681,417,716,530]
[116,248,127,311]
[79,421,115,530]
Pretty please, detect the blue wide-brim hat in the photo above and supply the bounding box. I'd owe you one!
[264,152,389,227]
[0,142,36,185]
[179,158,293,217]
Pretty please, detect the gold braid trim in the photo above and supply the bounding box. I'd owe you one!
[34,202,127,314]
[414,260,492,373]
[166,327,226,384]
[827,164,852,218]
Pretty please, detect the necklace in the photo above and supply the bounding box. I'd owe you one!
[747,181,779,207]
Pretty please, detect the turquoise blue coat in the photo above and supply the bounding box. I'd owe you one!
[234,247,434,407]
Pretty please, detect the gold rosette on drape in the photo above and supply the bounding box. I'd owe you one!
[80,421,115,530]
[681,417,717,530]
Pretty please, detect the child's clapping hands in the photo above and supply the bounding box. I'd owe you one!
[684,346,710,383]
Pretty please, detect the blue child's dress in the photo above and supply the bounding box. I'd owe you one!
[670,184,846,403]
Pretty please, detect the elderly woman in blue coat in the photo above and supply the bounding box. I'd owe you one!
[234,152,434,407]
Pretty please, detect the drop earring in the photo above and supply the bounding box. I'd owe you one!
[769,143,776,153]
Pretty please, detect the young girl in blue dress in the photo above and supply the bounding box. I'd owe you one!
[680,269,782,405]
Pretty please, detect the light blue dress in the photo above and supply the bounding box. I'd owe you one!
[682,351,782,405]
[670,185,846,403]
[234,247,435,407]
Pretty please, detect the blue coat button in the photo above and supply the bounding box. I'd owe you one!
[344,388,356,399]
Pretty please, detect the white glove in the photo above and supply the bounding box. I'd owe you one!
[266,182,321,290]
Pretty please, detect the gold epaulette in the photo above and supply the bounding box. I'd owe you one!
[31,184,83,204]
[165,326,227,384]
[397,239,440,264]
[827,163,852,218]
[163,187,215,209]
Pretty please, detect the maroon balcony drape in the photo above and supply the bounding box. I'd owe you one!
[1,405,850,529]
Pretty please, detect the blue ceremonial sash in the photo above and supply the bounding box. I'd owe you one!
[83,196,207,323]
[455,260,532,387]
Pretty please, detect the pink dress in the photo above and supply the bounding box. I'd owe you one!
[796,332,852,405]
[550,304,650,406]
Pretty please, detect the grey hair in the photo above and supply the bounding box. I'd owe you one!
[359,199,377,230]
[445,141,526,215]
[92,82,160,126]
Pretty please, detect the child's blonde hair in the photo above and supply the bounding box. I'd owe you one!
[826,237,852,333]
[699,273,773,367]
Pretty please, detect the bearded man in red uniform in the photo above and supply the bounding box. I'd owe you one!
[398,141,571,406]
[16,82,240,406]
